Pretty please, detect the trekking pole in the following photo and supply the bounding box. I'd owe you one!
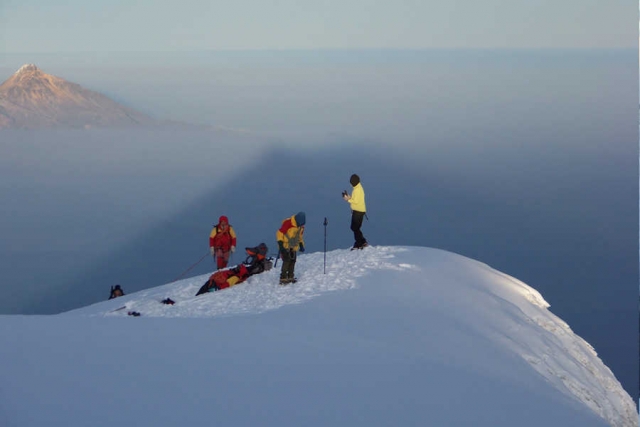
[323,217,328,274]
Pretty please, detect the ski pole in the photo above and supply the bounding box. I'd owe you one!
[323,217,328,274]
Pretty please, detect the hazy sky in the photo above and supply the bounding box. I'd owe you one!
[0,0,635,52]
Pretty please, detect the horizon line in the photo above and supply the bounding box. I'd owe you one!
[0,47,635,55]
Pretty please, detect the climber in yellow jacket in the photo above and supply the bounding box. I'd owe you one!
[343,174,368,250]
[276,211,306,285]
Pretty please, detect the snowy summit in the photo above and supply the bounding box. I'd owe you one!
[1,246,636,426]
[14,63,39,75]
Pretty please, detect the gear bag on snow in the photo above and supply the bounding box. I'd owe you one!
[196,243,272,296]
[195,264,250,296]
[244,243,273,275]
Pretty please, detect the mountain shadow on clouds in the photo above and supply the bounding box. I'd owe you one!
[31,141,500,314]
[29,142,435,313]
[26,139,638,400]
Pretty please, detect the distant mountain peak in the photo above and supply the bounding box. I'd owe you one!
[0,64,156,129]
[15,63,41,75]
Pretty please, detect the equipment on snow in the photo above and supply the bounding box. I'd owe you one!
[195,264,249,295]
[127,311,141,317]
[161,298,175,305]
[323,217,328,274]
[244,243,272,275]
[196,244,273,296]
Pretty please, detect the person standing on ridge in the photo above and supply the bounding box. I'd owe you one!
[343,174,368,250]
[209,215,237,270]
[276,211,306,285]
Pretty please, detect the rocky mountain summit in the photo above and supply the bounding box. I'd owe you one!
[0,64,156,129]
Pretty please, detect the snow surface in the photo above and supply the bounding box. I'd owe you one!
[0,246,636,426]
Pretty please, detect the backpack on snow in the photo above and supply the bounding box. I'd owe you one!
[244,243,272,275]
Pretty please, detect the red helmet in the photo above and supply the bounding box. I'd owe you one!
[219,215,229,224]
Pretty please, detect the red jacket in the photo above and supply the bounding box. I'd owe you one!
[209,224,237,250]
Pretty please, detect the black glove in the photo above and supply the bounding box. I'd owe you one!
[299,243,305,252]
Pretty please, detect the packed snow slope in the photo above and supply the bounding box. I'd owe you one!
[1,246,636,427]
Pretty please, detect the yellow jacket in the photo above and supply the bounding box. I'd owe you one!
[276,215,305,250]
[348,183,366,213]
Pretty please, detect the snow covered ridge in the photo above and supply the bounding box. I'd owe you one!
[67,246,554,320]
[60,245,636,426]
[0,247,620,427]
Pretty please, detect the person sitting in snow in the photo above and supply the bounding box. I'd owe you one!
[276,211,306,285]
[209,215,237,270]
[108,284,125,300]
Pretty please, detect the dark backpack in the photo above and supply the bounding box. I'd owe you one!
[244,243,272,275]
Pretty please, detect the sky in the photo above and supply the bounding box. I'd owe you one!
[0,246,636,427]
[0,0,635,52]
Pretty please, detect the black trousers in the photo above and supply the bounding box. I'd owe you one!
[280,249,297,280]
[350,210,367,248]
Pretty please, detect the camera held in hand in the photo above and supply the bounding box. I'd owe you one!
[342,190,348,198]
